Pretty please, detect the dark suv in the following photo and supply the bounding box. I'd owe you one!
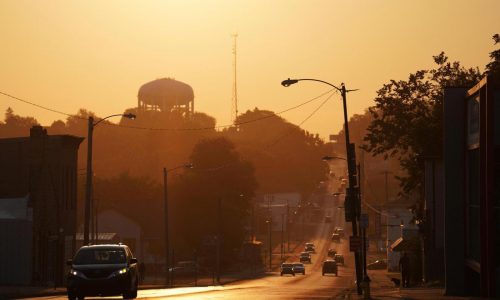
[66,244,139,299]
[322,260,338,276]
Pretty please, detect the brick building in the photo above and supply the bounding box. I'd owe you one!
[443,75,500,298]
[0,126,83,286]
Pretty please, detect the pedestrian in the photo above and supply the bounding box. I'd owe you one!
[399,251,410,287]
[139,262,146,283]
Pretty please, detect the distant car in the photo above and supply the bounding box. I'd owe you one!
[324,216,332,223]
[331,233,341,242]
[327,249,337,258]
[280,263,295,276]
[66,244,139,300]
[334,254,344,266]
[305,245,315,253]
[367,259,387,270]
[305,242,315,248]
[292,262,306,275]
[322,260,338,276]
[299,252,311,263]
[334,227,345,238]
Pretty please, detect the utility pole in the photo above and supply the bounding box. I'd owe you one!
[281,214,284,262]
[231,33,238,124]
[359,164,370,297]
[340,83,363,295]
[163,168,170,287]
[281,78,361,293]
[287,201,290,252]
[268,219,272,271]
[216,198,221,284]
[84,116,94,246]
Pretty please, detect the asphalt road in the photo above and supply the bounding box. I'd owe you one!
[23,195,356,300]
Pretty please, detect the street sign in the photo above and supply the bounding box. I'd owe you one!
[360,213,369,229]
[349,236,361,252]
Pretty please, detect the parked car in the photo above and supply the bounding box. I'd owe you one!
[292,262,306,275]
[331,233,341,242]
[280,263,295,276]
[305,242,315,249]
[327,249,337,258]
[299,252,311,263]
[322,260,338,276]
[367,259,387,270]
[66,244,139,300]
[334,254,344,266]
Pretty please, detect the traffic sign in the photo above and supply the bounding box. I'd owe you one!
[349,236,361,252]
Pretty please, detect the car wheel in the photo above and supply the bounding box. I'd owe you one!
[123,288,138,299]
[67,293,76,300]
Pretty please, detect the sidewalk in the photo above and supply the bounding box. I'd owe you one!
[338,270,483,300]
[0,269,266,300]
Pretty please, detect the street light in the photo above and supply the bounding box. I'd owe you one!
[84,113,136,246]
[163,163,194,287]
[282,77,363,295]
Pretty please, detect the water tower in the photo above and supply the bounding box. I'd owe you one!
[137,78,194,114]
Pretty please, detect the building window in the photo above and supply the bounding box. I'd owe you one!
[467,94,480,147]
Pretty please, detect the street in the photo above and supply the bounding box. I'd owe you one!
[21,195,357,300]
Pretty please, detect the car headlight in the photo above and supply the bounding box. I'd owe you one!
[69,269,85,278]
[110,268,128,277]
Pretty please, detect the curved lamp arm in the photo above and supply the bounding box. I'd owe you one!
[93,113,136,127]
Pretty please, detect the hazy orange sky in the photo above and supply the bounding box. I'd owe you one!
[0,0,498,139]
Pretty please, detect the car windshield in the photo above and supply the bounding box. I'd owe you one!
[300,253,309,256]
[73,248,126,265]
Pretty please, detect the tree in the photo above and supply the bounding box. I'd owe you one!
[364,52,481,197]
[227,108,328,198]
[0,107,39,138]
[485,33,500,76]
[170,137,257,262]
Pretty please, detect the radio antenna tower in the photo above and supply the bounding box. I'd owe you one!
[231,33,238,124]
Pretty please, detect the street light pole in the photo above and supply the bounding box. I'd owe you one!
[84,117,94,246]
[163,167,170,287]
[163,163,193,287]
[84,113,135,246]
[282,78,363,295]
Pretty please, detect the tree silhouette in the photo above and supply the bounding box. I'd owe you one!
[170,137,257,262]
[364,52,481,196]
[485,33,500,76]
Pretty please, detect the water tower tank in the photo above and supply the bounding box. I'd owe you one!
[137,78,194,113]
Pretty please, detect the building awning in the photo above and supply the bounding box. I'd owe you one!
[390,236,419,252]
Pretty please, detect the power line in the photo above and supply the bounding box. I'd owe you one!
[197,91,336,172]
[0,91,85,119]
[1,89,334,131]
